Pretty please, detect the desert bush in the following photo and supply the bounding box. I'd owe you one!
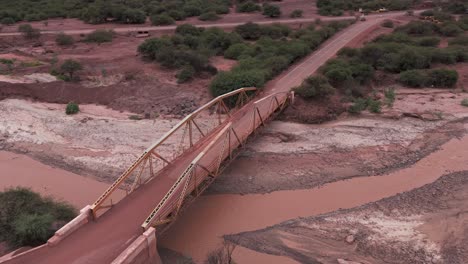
[55,33,74,46]
[367,98,382,113]
[289,9,303,18]
[18,24,40,39]
[210,70,265,97]
[293,75,334,99]
[237,1,261,13]
[399,69,428,87]
[176,24,203,36]
[85,29,115,43]
[348,98,367,114]
[167,10,186,21]
[151,14,174,25]
[449,35,468,46]
[234,22,263,40]
[66,102,80,115]
[439,23,463,37]
[262,4,281,18]
[0,188,76,247]
[120,8,146,24]
[428,68,458,88]
[224,43,254,59]
[1,17,15,25]
[176,65,195,83]
[381,20,394,28]
[199,11,220,21]
[416,37,440,47]
[461,98,468,107]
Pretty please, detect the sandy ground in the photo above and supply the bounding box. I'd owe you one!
[228,171,468,264]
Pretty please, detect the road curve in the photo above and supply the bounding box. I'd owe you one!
[2,11,403,264]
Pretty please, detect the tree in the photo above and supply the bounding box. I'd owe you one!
[262,4,281,18]
[428,69,458,88]
[399,70,428,87]
[199,12,220,21]
[237,1,261,13]
[234,22,263,40]
[60,59,83,79]
[13,214,54,246]
[210,70,266,97]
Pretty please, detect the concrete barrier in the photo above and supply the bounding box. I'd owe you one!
[112,227,162,264]
[47,205,92,246]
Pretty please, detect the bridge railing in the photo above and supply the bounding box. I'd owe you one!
[141,91,291,229]
[91,87,257,218]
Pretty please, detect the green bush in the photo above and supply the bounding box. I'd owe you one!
[224,43,254,59]
[382,20,394,28]
[176,24,203,36]
[348,98,367,114]
[151,14,175,25]
[262,4,281,18]
[234,22,263,40]
[66,102,80,115]
[289,9,303,18]
[167,10,186,21]
[199,11,220,21]
[399,70,428,87]
[428,68,458,88]
[85,29,115,43]
[461,98,468,107]
[176,65,195,83]
[293,76,334,99]
[449,35,468,46]
[417,37,440,47]
[55,33,74,46]
[0,188,76,247]
[237,1,261,13]
[439,23,463,37]
[210,70,266,97]
[18,24,40,39]
[367,99,382,113]
[1,17,15,25]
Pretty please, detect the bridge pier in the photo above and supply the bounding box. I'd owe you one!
[112,227,162,264]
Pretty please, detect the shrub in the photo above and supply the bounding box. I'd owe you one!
[167,10,186,21]
[367,99,382,113]
[13,214,54,246]
[176,65,195,83]
[382,20,394,28]
[428,68,458,88]
[121,9,147,24]
[60,59,82,80]
[210,70,265,97]
[176,24,203,36]
[18,24,40,39]
[262,4,281,18]
[151,14,175,25]
[199,12,220,21]
[85,29,114,43]
[55,33,74,46]
[293,76,334,99]
[439,23,463,37]
[237,1,261,13]
[0,188,76,247]
[348,98,367,114]
[449,35,468,46]
[234,22,263,40]
[417,37,440,47]
[66,102,80,115]
[1,17,15,25]
[461,98,468,107]
[224,43,254,59]
[399,70,428,87]
[384,87,396,106]
[289,9,303,18]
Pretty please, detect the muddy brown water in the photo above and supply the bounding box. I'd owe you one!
[1,132,468,263]
[160,133,468,263]
[0,151,124,209]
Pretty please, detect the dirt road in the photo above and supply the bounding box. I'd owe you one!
[0,12,406,36]
[2,13,403,264]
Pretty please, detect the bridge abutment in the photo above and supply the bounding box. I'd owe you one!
[112,227,162,264]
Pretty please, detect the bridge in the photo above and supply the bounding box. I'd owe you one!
[0,14,398,264]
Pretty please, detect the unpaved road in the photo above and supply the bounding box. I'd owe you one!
[0,12,408,36]
[1,12,401,264]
